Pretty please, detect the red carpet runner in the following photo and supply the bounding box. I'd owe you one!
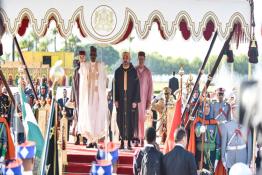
[63,143,137,175]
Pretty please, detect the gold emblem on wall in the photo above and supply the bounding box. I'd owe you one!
[91,5,117,36]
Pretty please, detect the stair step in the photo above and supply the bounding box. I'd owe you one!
[67,154,133,165]
[64,143,139,175]
[64,162,133,174]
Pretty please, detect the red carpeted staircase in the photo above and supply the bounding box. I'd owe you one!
[63,143,137,175]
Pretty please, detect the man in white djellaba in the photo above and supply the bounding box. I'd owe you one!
[78,46,108,148]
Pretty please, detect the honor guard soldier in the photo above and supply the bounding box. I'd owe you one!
[221,101,252,172]
[0,77,15,165]
[212,88,231,125]
[188,100,221,174]
[0,77,11,122]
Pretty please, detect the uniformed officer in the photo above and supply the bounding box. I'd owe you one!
[0,77,15,163]
[212,88,231,124]
[221,101,252,172]
[188,100,221,174]
[0,77,10,120]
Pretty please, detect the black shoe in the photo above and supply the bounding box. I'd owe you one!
[86,143,93,148]
[75,134,80,145]
[119,140,124,149]
[93,143,98,149]
[83,137,88,145]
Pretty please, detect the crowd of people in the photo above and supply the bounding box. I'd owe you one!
[0,45,261,175]
[133,86,260,175]
[70,46,261,175]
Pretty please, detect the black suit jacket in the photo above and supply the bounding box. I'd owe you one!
[162,145,197,175]
[168,77,179,95]
[57,97,73,120]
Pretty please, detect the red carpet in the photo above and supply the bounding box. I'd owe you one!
[63,143,139,175]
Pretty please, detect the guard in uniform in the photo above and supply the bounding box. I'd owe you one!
[0,77,11,122]
[211,88,231,124]
[221,102,252,172]
[0,77,15,165]
[188,100,221,174]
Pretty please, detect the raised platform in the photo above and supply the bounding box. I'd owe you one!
[63,143,139,175]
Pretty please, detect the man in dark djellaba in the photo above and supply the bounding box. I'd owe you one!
[114,51,140,150]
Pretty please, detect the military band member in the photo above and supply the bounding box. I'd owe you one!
[221,102,252,172]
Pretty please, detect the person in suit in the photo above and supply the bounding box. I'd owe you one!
[168,71,179,99]
[133,127,163,175]
[57,88,73,141]
[162,127,197,175]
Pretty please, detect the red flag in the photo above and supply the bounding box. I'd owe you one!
[163,96,182,154]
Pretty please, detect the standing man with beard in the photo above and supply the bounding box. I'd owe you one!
[78,46,108,148]
[71,51,87,145]
[135,51,153,147]
[114,52,140,150]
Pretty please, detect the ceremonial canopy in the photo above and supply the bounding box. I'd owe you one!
[0,0,253,43]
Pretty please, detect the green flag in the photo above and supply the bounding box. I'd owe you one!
[19,86,44,158]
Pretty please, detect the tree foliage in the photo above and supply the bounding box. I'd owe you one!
[19,37,34,51]
[74,44,120,67]
[136,52,255,75]
[38,38,51,52]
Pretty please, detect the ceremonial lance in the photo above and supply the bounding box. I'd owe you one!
[13,36,38,101]
[185,25,236,129]
[181,31,218,126]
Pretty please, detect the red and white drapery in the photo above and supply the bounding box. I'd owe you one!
[0,0,253,44]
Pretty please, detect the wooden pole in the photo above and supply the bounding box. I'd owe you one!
[13,36,38,100]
